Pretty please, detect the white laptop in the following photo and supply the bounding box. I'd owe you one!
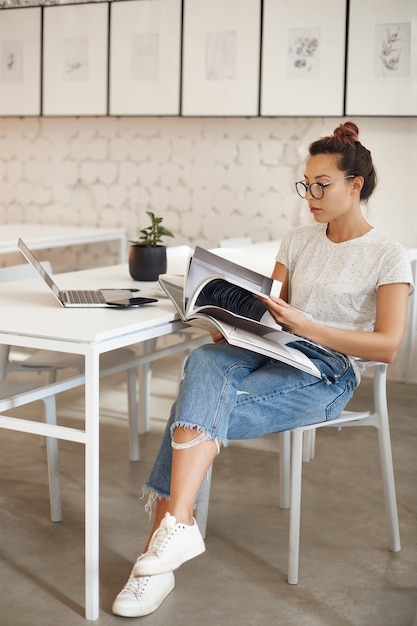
[18,238,143,308]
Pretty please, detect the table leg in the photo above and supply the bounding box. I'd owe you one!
[84,348,101,621]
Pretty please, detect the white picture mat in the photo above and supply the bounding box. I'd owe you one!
[182,0,261,116]
[109,0,181,115]
[346,0,417,115]
[0,7,41,116]
[42,4,109,116]
[261,0,347,116]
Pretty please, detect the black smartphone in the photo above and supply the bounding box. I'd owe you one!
[107,297,158,308]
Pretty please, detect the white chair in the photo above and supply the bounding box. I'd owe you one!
[196,362,401,584]
[219,237,253,248]
[0,263,141,461]
[406,254,417,383]
[0,380,61,522]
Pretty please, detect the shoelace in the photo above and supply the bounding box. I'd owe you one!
[120,573,150,599]
[147,514,177,556]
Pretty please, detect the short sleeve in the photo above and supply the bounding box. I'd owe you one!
[275,234,290,268]
[379,242,414,295]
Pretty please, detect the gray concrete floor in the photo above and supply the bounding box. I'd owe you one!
[0,355,416,626]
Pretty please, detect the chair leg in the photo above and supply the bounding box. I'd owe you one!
[279,431,291,509]
[0,345,11,379]
[373,364,401,552]
[288,428,304,585]
[377,420,401,552]
[127,366,140,462]
[195,465,212,539]
[42,396,62,523]
[302,429,316,461]
[138,339,156,434]
[47,369,58,384]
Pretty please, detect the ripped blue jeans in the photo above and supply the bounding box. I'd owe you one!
[145,342,357,500]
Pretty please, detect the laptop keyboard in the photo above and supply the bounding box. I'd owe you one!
[64,290,106,304]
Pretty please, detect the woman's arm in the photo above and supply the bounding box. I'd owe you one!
[271,261,289,302]
[261,267,410,363]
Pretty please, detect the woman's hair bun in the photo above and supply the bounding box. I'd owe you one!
[333,121,359,143]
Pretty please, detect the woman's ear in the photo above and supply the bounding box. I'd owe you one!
[352,176,364,195]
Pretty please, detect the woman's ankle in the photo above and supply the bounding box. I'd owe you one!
[167,508,194,526]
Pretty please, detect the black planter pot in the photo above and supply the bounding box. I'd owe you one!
[128,245,167,281]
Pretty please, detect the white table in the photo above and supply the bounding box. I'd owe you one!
[0,260,191,621]
[0,223,127,263]
[0,239,415,620]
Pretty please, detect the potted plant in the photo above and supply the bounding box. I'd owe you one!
[128,211,174,281]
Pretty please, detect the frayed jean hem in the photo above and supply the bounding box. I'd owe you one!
[142,482,202,519]
[142,485,169,520]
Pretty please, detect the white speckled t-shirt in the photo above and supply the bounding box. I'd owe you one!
[276,223,413,334]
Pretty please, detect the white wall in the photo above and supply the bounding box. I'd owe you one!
[0,114,416,381]
[1,115,416,246]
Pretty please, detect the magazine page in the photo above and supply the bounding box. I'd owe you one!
[189,313,321,378]
[159,274,269,330]
[159,274,321,378]
[158,275,187,320]
[229,327,321,377]
[185,275,271,322]
[185,246,282,306]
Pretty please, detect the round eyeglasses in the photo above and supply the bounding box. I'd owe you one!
[295,175,355,200]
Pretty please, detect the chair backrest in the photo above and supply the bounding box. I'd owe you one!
[0,262,53,378]
[0,261,53,283]
[218,237,252,248]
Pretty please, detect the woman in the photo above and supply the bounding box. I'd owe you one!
[113,122,413,618]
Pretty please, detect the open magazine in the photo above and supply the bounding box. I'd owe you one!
[159,246,321,378]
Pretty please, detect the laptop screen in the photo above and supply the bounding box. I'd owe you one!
[18,238,61,300]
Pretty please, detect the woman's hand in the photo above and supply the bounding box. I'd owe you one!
[258,296,313,336]
[210,330,227,344]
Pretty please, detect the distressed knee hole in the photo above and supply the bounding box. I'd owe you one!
[171,429,221,455]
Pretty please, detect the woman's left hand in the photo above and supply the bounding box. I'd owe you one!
[211,330,227,344]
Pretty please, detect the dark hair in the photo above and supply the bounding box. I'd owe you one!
[308,122,377,201]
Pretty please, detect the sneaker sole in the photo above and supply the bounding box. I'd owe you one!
[134,540,206,576]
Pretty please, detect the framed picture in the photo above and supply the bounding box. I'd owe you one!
[261,0,347,116]
[346,0,417,115]
[42,3,109,116]
[181,0,261,116]
[109,0,182,116]
[0,7,41,116]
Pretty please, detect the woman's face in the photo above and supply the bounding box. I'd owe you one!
[303,153,357,224]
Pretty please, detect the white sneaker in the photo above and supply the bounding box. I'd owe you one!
[133,513,205,577]
[112,570,175,617]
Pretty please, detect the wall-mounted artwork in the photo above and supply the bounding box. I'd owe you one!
[42,4,109,116]
[109,0,181,116]
[261,0,347,116]
[0,7,41,116]
[181,0,261,116]
[346,0,417,115]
